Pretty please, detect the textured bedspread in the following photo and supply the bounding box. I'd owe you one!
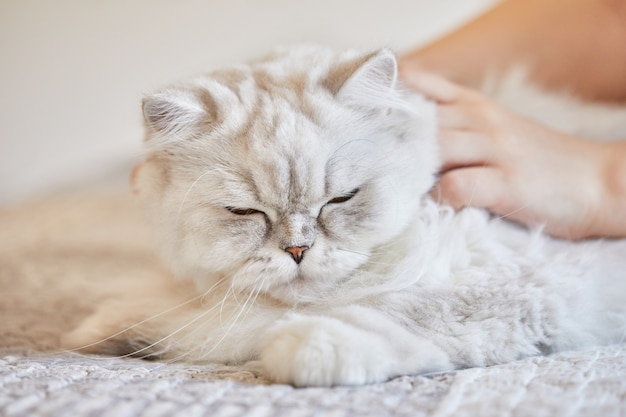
[2,345,626,417]
[2,192,625,417]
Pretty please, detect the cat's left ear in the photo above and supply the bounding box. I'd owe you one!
[326,49,398,107]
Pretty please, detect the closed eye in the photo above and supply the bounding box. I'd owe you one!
[225,207,265,216]
[326,188,360,205]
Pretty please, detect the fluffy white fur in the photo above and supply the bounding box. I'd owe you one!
[64,46,626,387]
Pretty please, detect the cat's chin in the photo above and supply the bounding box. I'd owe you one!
[257,272,304,304]
[263,270,348,306]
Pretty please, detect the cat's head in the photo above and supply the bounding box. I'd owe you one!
[133,46,437,304]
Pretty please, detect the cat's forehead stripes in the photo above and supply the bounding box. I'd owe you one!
[203,70,331,213]
[203,62,328,135]
[245,128,327,214]
[251,68,309,98]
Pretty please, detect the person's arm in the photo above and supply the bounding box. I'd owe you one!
[399,0,626,103]
[401,72,626,239]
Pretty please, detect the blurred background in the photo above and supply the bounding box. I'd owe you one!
[0,0,498,206]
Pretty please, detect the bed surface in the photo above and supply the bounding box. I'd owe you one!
[1,192,625,417]
[2,345,625,417]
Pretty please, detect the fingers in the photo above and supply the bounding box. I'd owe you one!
[399,71,460,103]
[399,69,491,132]
[438,130,493,171]
[437,104,486,130]
[432,167,506,212]
[400,69,513,216]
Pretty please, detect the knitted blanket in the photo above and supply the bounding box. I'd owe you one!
[2,192,625,417]
[2,345,625,417]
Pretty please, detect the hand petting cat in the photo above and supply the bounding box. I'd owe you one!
[398,69,626,240]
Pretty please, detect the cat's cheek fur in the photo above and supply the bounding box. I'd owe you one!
[135,167,270,290]
[227,238,369,304]
[259,309,452,387]
[229,250,298,294]
[299,241,369,283]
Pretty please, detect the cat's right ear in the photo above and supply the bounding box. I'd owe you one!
[142,89,216,138]
[324,49,398,108]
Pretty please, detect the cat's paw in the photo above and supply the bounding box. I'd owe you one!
[260,314,451,387]
[260,316,383,386]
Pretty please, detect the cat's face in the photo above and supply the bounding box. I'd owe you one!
[134,47,437,304]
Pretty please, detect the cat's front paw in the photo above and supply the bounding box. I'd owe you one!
[260,314,451,387]
[260,316,380,386]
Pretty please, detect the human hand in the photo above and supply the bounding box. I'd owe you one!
[399,71,622,239]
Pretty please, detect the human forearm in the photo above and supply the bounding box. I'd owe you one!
[594,141,626,238]
[399,0,626,103]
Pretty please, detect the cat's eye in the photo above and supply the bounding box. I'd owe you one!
[326,188,360,205]
[225,207,264,216]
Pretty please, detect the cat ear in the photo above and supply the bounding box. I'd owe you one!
[325,49,398,106]
[142,88,216,137]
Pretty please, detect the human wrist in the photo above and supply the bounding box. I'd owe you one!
[591,141,626,238]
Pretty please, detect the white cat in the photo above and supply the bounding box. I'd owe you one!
[64,46,626,387]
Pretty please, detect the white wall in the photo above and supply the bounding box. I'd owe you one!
[0,0,498,206]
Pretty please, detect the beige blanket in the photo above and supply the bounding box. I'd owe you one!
[2,192,625,417]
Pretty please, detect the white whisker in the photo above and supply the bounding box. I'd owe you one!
[114,301,224,361]
[494,203,532,222]
[195,281,265,362]
[61,274,231,357]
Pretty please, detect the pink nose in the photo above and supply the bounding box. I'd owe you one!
[285,246,309,264]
